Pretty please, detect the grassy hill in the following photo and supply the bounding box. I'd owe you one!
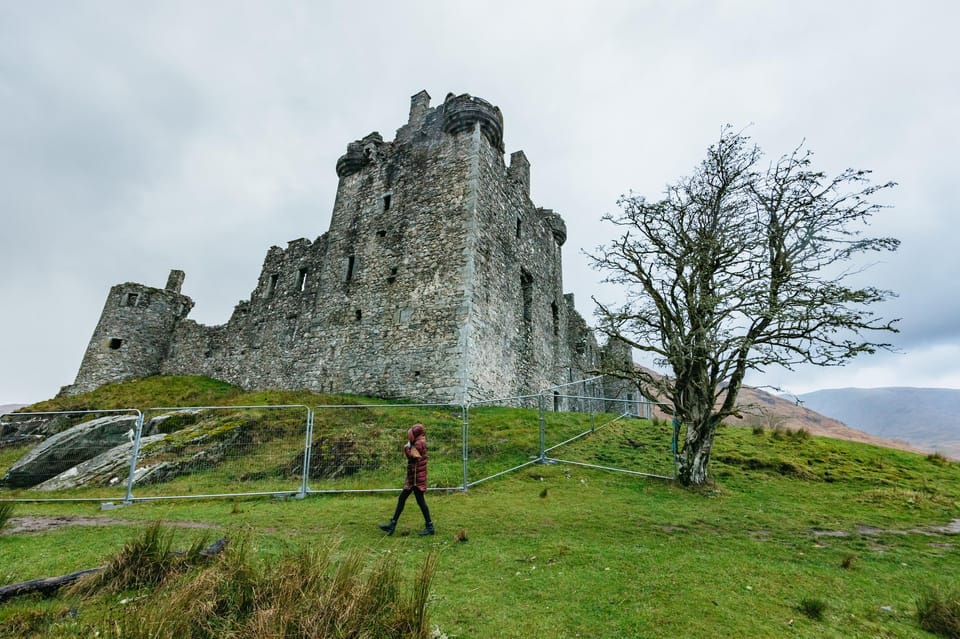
[1,377,959,638]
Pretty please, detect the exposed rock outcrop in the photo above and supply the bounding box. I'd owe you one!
[3,414,139,488]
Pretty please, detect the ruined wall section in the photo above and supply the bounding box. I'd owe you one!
[67,273,193,395]
[161,237,328,389]
[564,293,601,377]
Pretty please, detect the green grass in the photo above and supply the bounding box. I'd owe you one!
[1,376,959,637]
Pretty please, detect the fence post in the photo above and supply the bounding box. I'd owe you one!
[538,393,546,462]
[300,407,314,497]
[122,411,145,504]
[461,403,469,492]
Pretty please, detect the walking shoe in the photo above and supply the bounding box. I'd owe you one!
[379,520,396,535]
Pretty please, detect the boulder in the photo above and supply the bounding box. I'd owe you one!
[2,414,139,488]
[35,434,167,491]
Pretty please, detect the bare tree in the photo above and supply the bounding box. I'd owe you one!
[589,128,899,485]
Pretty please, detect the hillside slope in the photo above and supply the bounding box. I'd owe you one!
[797,387,960,459]
[730,386,929,455]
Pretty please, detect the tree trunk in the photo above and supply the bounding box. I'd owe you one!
[678,416,718,486]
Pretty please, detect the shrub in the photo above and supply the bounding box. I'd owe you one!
[916,586,960,638]
[798,597,827,621]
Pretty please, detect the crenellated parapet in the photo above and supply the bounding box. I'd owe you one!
[440,92,504,152]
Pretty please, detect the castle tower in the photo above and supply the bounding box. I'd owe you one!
[63,270,194,395]
[72,92,606,404]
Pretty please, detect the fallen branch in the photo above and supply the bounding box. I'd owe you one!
[0,566,105,603]
[0,536,228,604]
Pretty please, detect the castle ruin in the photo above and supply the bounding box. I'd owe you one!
[64,91,625,404]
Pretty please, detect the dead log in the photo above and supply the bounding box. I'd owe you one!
[0,536,228,604]
[0,566,104,603]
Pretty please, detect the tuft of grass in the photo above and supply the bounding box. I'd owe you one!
[70,521,209,595]
[0,502,13,531]
[798,597,827,621]
[113,538,438,639]
[916,587,960,638]
[840,553,857,570]
[927,451,952,466]
[751,424,765,435]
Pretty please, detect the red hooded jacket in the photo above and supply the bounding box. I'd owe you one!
[403,423,428,492]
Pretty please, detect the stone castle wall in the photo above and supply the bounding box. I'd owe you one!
[65,91,611,403]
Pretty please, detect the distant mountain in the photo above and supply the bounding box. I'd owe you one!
[730,386,928,455]
[0,404,26,415]
[795,388,960,460]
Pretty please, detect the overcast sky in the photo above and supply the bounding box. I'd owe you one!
[1,1,957,405]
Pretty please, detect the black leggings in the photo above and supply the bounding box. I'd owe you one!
[392,487,431,524]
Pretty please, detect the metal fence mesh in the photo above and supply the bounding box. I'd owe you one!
[465,394,544,488]
[131,405,310,499]
[307,403,464,493]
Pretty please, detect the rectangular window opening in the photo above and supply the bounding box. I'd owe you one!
[516,216,522,239]
[551,301,560,336]
[266,273,279,298]
[124,292,140,307]
[345,256,356,282]
[521,269,533,324]
[297,269,308,292]
[108,338,123,350]
[383,194,392,211]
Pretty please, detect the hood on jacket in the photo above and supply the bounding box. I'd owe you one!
[408,423,426,443]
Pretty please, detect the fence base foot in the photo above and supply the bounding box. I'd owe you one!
[100,501,130,511]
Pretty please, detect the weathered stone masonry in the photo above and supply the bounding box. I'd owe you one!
[64,91,623,404]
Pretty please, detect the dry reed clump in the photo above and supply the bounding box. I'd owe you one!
[70,521,210,595]
[96,525,438,639]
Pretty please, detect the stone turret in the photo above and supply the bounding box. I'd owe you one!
[440,93,504,152]
[63,270,193,396]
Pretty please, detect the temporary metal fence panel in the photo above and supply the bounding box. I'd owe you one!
[543,395,677,480]
[307,402,464,494]
[127,404,311,500]
[464,393,545,488]
[0,409,142,502]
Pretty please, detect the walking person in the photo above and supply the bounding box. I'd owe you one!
[379,423,435,536]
